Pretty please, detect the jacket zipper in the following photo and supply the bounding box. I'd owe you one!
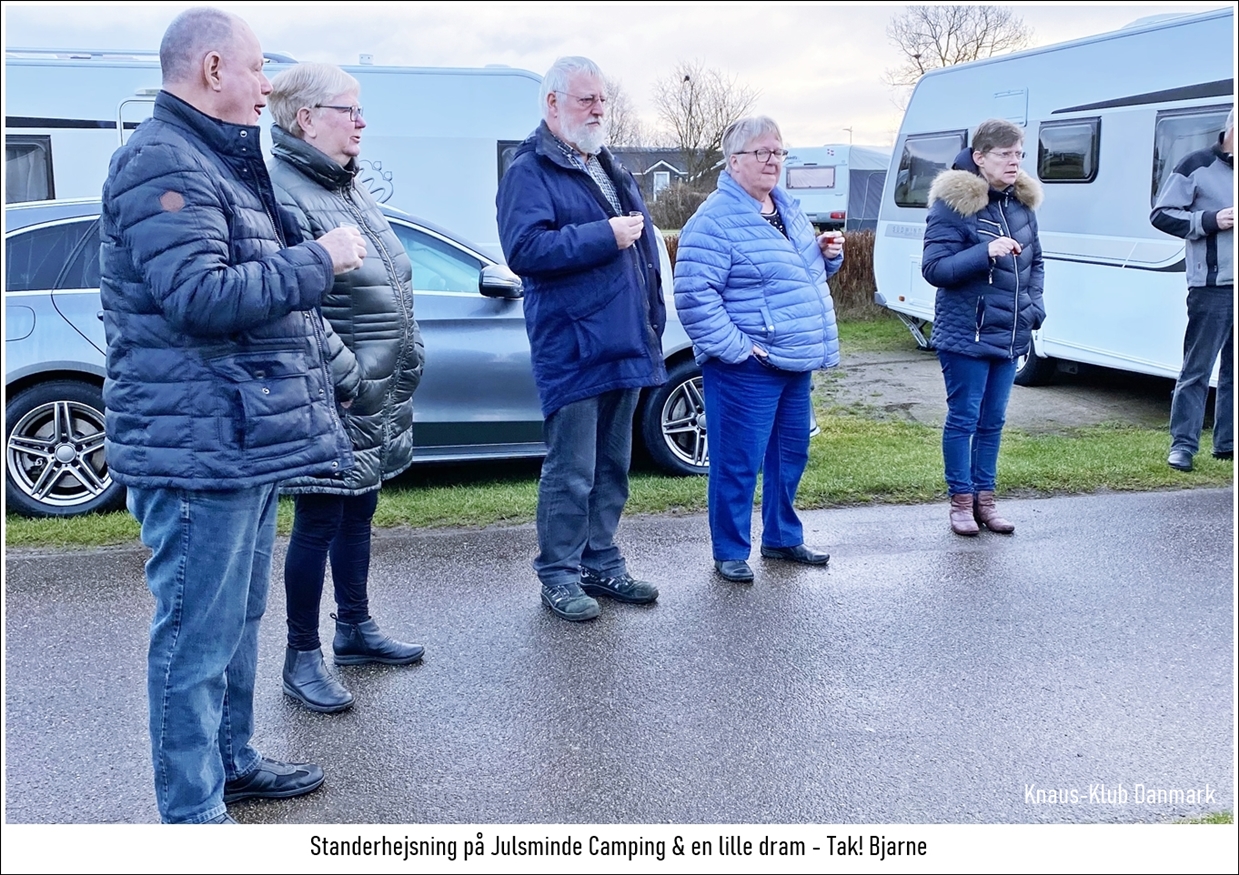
[345,184,412,464]
[997,195,1018,357]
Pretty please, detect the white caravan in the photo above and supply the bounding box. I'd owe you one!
[4,49,543,253]
[873,7,1234,384]
[783,144,891,232]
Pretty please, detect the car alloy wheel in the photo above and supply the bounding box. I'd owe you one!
[640,359,708,476]
[5,380,125,517]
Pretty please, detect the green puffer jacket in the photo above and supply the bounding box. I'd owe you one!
[269,124,425,495]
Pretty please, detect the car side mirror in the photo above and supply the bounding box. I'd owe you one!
[479,264,523,300]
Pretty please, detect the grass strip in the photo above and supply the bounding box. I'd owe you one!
[6,412,1230,549]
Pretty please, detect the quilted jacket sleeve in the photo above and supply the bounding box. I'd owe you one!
[922,202,991,291]
[109,141,334,338]
[497,158,621,279]
[673,214,754,365]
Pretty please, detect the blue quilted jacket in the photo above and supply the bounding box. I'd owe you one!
[496,122,667,418]
[923,149,1046,360]
[100,91,353,490]
[673,170,841,371]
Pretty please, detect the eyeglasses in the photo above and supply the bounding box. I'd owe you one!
[556,91,607,109]
[735,148,790,164]
[316,104,364,122]
[986,149,1025,162]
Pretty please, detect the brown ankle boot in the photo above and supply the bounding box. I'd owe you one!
[950,493,979,536]
[973,491,1015,533]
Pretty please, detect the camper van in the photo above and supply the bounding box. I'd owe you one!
[873,7,1234,385]
[783,144,891,232]
[4,49,543,252]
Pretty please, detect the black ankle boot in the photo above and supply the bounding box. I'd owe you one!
[332,615,424,666]
[282,646,354,713]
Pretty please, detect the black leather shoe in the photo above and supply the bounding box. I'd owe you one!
[760,543,830,566]
[1167,449,1193,471]
[333,615,424,666]
[283,646,353,713]
[714,559,754,582]
[223,757,324,803]
[1213,450,1233,461]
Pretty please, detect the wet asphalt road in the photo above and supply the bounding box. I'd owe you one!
[4,487,1233,824]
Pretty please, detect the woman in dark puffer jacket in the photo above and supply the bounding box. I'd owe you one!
[268,63,426,712]
[922,118,1045,537]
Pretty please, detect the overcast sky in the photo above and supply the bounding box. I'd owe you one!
[2,2,1230,148]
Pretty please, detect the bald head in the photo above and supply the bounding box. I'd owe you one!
[160,7,243,85]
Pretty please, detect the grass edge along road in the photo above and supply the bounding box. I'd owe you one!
[5,317,1233,549]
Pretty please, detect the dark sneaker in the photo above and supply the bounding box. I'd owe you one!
[223,756,325,804]
[580,568,659,604]
[1167,449,1193,471]
[540,582,601,621]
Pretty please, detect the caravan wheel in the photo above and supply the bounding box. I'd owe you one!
[1013,350,1055,386]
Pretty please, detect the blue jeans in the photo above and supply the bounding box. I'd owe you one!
[1170,285,1234,456]
[938,351,1017,496]
[701,357,812,560]
[533,389,639,587]
[284,491,379,651]
[128,484,278,824]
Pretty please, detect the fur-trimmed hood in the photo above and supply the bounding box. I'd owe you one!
[927,148,1043,216]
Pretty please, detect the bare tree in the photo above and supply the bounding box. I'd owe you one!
[651,60,758,185]
[605,77,649,148]
[884,5,1032,92]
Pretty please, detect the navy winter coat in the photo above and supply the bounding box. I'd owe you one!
[923,149,1046,359]
[673,169,841,371]
[496,122,666,417]
[100,91,353,490]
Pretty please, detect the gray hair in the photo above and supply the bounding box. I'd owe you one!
[1227,107,1235,133]
[971,118,1025,155]
[540,56,605,120]
[269,63,361,136]
[159,7,239,85]
[722,115,783,166]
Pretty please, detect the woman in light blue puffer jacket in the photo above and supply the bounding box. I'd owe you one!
[673,115,842,584]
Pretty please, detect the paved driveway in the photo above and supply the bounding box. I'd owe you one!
[4,488,1232,824]
[820,348,1176,433]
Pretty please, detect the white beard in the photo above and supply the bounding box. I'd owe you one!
[564,119,606,155]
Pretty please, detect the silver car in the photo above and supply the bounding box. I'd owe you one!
[4,198,710,517]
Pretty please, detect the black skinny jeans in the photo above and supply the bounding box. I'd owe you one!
[283,491,379,651]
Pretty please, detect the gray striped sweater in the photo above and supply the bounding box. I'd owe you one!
[1151,137,1233,289]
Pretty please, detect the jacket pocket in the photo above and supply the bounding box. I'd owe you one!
[209,351,314,451]
[567,278,648,366]
[758,304,776,343]
[236,375,313,450]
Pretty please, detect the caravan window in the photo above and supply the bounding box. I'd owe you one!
[6,136,54,204]
[1151,105,1231,204]
[786,166,836,189]
[1037,119,1100,183]
[893,131,967,208]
